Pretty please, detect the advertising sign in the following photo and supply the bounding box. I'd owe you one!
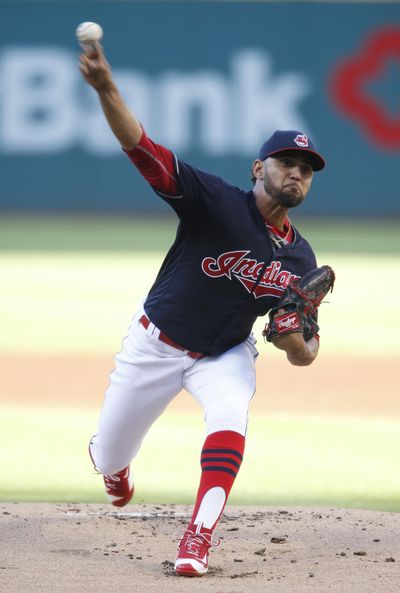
[0,1,398,214]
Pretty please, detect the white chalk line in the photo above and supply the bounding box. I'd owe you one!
[64,510,245,519]
[66,511,191,518]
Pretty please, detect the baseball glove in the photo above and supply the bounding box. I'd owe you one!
[263,265,335,343]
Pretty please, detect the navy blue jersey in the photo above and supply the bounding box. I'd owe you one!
[143,159,317,356]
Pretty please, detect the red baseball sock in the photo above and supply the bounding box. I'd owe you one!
[190,430,245,532]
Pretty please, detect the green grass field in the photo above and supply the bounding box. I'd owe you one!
[0,215,399,254]
[0,216,399,509]
[1,407,400,511]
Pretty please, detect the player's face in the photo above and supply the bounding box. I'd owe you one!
[263,152,314,208]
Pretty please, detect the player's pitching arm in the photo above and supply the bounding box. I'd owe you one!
[79,43,142,150]
[79,44,179,196]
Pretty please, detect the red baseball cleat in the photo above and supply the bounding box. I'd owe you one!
[103,466,134,507]
[88,439,134,507]
[174,523,215,577]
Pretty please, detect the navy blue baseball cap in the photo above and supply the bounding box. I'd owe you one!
[258,130,325,171]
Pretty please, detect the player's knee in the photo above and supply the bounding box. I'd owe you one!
[204,393,250,435]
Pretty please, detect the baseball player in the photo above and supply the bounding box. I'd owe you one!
[80,44,327,577]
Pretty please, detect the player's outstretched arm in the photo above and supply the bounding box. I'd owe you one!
[271,332,319,366]
[79,43,142,150]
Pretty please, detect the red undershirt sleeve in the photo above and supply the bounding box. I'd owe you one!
[123,130,180,196]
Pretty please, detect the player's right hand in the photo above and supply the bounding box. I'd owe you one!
[79,42,114,92]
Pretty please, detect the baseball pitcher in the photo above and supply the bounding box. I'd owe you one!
[80,43,334,577]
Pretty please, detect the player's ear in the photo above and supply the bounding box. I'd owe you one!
[252,159,264,180]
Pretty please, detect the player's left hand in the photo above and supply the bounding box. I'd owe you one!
[263,265,335,343]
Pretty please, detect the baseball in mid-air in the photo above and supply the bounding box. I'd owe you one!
[76,21,103,45]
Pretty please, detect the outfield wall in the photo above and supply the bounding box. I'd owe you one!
[0,1,399,214]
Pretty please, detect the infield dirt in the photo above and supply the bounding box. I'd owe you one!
[1,353,399,417]
[1,503,399,593]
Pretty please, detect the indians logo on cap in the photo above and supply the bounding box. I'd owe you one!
[294,134,309,147]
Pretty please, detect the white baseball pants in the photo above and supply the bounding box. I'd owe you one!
[90,306,258,475]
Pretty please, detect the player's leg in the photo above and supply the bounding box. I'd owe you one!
[175,335,257,576]
[184,334,258,527]
[89,313,185,505]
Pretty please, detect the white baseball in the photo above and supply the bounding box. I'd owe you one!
[76,22,103,44]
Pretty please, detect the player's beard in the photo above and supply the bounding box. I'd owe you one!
[263,174,305,208]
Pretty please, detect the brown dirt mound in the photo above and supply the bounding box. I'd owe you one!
[0,503,398,593]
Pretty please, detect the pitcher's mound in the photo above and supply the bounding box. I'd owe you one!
[0,503,400,593]
[0,503,398,593]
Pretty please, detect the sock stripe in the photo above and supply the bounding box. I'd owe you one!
[202,448,243,461]
[201,456,241,469]
[202,466,237,478]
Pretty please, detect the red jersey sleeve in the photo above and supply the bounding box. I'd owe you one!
[124,130,179,196]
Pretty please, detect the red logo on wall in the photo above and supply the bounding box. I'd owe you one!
[330,26,400,150]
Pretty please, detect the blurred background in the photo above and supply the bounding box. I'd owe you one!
[0,0,399,510]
